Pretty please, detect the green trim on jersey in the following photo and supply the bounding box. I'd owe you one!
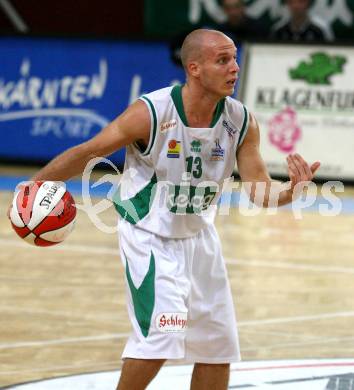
[113,173,158,225]
[238,105,249,147]
[133,139,147,153]
[210,98,226,127]
[171,85,188,126]
[138,96,157,156]
[171,85,225,127]
[125,250,155,338]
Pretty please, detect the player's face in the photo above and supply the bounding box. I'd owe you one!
[198,37,239,98]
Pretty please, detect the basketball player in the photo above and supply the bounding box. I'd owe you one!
[11,30,320,389]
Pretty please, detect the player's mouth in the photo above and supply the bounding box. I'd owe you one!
[226,78,237,86]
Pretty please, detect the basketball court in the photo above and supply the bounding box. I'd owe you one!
[1,164,354,388]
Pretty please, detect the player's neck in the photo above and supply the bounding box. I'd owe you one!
[182,84,220,128]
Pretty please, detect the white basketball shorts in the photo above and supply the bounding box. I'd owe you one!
[117,218,241,364]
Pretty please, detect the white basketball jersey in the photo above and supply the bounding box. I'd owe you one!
[113,85,249,238]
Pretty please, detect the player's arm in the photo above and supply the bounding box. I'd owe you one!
[236,112,320,208]
[31,100,151,182]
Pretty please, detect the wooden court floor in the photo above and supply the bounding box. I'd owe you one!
[1,167,354,387]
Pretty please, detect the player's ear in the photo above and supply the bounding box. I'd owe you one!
[188,61,200,77]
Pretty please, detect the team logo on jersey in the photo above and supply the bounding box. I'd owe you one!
[167,139,181,158]
[160,119,177,133]
[190,140,201,153]
[222,120,238,138]
[210,138,225,161]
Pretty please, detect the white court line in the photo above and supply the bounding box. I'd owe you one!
[240,329,316,340]
[238,311,354,327]
[0,360,119,376]
[1,310,354,351]
[0,333,130,351]
[2,336,354,368]
[242,335,354,352]
[4,306,347,337]
[0,305,121,322]
[225,257,354,275]
[1,238,354,275]
[0,238,118,256]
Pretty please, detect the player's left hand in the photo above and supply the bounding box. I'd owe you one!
[286,153,321,190]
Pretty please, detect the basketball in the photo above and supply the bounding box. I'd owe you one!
[9,181,76,247]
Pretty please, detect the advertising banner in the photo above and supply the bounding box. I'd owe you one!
[242,43,354,180]
[0,37,185,166]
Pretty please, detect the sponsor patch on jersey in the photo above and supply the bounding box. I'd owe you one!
[160,119,177,133]
[210,138,225,161]
[167,139,181,158]
[222,120,238,138]
[190,140,201,153]
[155,312,187,333]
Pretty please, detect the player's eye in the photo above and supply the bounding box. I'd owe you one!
[217,57,227,64]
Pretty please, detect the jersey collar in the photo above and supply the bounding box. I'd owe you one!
[171,84,225,128]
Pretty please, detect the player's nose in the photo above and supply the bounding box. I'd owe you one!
[230,60,240,74]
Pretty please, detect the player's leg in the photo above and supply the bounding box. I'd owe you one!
[190,362,230,390]
[117,219,191,387]
[116,358,166,390]
[185,224,240,382]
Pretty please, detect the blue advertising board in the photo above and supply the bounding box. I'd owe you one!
[0,37,242,167]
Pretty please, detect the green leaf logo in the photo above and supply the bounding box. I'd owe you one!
[289,52,346,85]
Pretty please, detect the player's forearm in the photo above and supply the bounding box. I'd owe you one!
[31,144,95,182]
[274,181,294,207]
[248,180,293,208]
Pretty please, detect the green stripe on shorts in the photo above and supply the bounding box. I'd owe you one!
[124,250,155,337]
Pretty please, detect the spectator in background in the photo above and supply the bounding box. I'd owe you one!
[170,0,267,67]
[271,0,333,42]
[218,0,268,44]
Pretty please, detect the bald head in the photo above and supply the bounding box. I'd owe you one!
[180,29,233,71]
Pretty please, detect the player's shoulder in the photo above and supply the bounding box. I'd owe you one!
[140,86,174,104]
[224,96,249,138]
[224,96,247,115]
